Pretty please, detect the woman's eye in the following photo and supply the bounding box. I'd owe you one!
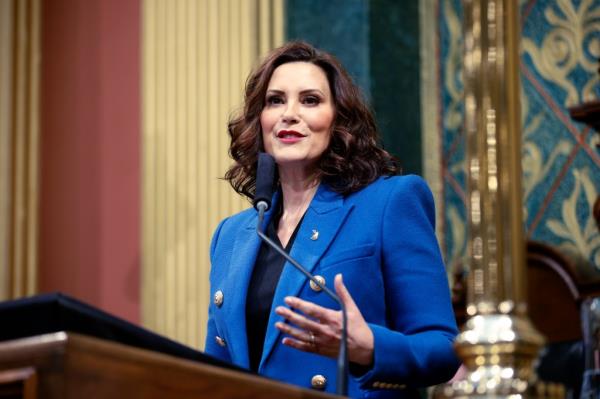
[302,96,320,105]
[266,96,284,105]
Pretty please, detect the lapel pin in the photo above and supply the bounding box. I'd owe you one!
[310,229,319,241]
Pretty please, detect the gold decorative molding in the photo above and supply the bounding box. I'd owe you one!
[419,0,443,239]
[0,0,41,301]
[0,0,13,301]
[141,0,285,348]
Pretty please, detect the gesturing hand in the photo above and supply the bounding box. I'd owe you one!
[274,274,374,366]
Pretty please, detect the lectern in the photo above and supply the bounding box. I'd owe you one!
[0,294,337,399]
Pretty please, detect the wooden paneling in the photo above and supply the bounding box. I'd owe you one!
[0,332,336,399]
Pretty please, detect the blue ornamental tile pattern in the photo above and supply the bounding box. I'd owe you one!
[438,0,600,273]
[439,0,467,271]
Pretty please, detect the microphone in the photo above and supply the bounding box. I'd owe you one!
[253,152,348,396]
[253,152,276,213]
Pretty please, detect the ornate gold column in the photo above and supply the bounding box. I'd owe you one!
[445,0,545,397]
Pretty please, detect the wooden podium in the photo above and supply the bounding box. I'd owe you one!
[0,332,337,399]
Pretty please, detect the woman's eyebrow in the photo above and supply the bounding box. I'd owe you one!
[299,89,326,96]
[265,88,326,96]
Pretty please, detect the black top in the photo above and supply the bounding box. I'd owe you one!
[246,203,304,372]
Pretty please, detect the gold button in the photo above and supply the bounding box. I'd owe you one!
[310,374,327,390]
[215,336,226,347]
[214,290,224,307]
[309,275,326,292]
[310,230,319,240]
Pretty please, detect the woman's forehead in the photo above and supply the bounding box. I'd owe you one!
[267,62,330,94]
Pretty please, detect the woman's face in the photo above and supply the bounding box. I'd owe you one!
[260,62,335,174]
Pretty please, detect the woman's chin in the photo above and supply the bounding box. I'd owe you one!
[271,153,309,167]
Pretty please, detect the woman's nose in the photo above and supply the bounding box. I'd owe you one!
[281,102,299,123]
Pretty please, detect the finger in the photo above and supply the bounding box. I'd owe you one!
[283,296,337,322]
[275,306,327,335]
[282,337,340,358]
[281,337,316,353]
[334,274,358,309]
[275,321,314,343]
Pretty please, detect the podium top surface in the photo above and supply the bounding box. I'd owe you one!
[0,292,244,373]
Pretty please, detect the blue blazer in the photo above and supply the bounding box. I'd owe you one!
[205,175,461,398]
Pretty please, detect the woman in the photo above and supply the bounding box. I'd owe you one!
[205,41,460,398]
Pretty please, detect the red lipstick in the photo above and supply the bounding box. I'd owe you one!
[277,130,305,138]
[276,130,306,144]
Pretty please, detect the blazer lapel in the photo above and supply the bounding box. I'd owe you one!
[223,193,279,369]
[259,184,354,370]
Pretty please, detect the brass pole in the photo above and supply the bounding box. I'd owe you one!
[444,0,545,397]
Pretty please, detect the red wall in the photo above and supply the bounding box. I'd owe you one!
[39,0,141,323]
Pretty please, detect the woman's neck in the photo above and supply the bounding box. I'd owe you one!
[278,167,320,213]
[275,168,320,247]
[280,180,319,213]
[277,168,319,247]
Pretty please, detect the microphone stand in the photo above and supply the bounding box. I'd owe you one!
[256,203,348,396]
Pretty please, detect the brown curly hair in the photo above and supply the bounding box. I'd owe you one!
[225,41,399,200]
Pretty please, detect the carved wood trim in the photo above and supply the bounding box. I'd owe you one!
[0,367,37,399]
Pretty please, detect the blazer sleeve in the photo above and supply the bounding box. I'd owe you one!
[204,217,233,363]
[354,175,461,388]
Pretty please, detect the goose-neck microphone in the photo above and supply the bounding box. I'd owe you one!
[253,152,276,213]
[253,152,348,396]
